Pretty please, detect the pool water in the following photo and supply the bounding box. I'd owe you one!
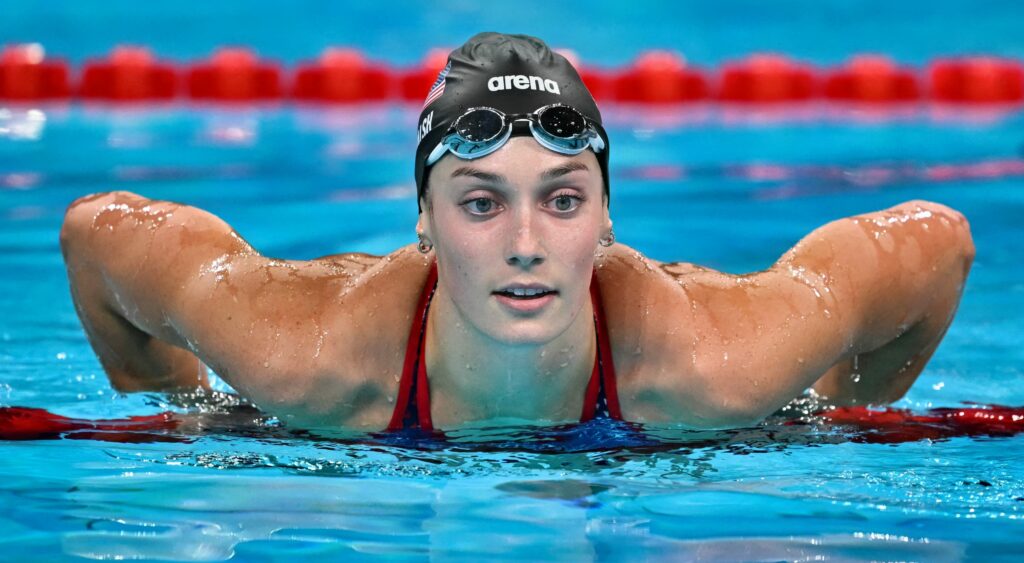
[2,102,1023,560]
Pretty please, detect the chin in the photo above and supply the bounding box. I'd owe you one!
[481,318,568,347]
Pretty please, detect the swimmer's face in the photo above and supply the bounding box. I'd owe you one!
[419,137,611,345]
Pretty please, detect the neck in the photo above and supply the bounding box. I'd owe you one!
[424,284,596,425]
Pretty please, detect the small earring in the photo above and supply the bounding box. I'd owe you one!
[417,234,433,254]
[599,229,615,247]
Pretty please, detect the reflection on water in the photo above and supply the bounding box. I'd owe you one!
[0,108,48,141]
[16,457,999,561]
[3,392,1015,560]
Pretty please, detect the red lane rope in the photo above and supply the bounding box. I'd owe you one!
[3,404,1024,445]
[807,404,1024,444]
[0,406,187,443]
[2,43,1023,105]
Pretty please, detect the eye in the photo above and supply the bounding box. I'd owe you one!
[546,193,583,213]
[463,197,499,216]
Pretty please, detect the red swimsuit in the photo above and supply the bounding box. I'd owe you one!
[387,262,622,431]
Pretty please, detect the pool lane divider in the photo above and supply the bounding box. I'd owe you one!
[2,43,1024,105]
[1,404,1023,445]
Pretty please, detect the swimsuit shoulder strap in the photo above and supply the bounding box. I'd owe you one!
[580,270,623,421]
[387,261,438,431]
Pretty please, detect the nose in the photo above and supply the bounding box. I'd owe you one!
[505,209,546,268]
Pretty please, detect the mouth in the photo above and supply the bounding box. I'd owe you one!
[493,284,558,314]
[493,287,558,300]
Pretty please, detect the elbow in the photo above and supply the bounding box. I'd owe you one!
[60,191,142,257]
[902,199,975,257]
[60,195,93,256]
[959,214,975,272]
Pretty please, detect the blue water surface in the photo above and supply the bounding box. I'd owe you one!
[2,101,1023,562]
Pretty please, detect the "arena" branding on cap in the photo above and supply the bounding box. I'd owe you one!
[487,75,560,95]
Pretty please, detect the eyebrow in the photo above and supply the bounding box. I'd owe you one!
[541,161,591,182]
[450,167,507,184]
[449,161,591,184]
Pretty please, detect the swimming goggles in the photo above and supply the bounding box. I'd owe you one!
[425,103,606,166]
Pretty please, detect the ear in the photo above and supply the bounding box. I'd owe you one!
[416,207,433,243]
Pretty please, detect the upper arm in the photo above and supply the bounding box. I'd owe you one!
[630,200,973,426]
[628,262,851,428]
[62,191,255,351]
[61,191,375,419]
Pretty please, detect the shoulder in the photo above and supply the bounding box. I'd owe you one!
[317,245,433,372]
[593,244,701,385]
[593,244,789,425]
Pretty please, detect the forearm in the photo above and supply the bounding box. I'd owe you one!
[811,313,948,404]
[61,191,214,392]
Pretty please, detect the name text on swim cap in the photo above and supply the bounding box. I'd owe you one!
[487,75,560,95]
[417,111,433,144]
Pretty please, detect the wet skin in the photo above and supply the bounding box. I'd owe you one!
[60,138,975,430]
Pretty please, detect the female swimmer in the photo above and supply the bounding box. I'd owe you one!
[59,33,975,431]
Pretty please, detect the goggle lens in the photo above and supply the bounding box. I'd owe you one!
[454,109,505,142]
[537,105,587,138]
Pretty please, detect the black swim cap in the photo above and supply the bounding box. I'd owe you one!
[414,32,610,212]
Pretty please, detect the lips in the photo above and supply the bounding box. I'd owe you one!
[494,283,556,299]
[493,283,558,314]
[495,288,555,299]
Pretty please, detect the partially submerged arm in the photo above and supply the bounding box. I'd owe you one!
[60,191,228,392]
[59,191,402,424]
[612,200,974,428]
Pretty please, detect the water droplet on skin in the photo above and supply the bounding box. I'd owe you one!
[263,361,270,368]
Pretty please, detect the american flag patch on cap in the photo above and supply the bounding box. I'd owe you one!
[422,60,451,108]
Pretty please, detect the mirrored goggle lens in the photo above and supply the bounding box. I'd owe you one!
[454,109,506,142]
[537,106,587,138]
